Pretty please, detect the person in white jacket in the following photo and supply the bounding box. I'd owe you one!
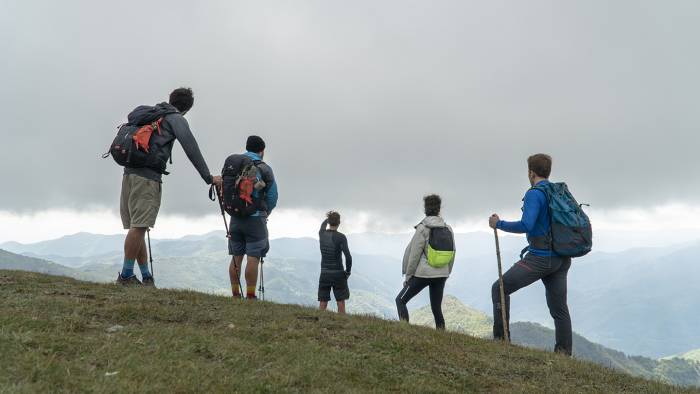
[396,194,456,330]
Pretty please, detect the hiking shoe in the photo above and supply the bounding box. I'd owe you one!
[142,276,156,288]
[116,272,142,286]
[246,295,258,301]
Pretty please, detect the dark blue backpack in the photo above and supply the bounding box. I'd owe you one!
[533,182,592,257]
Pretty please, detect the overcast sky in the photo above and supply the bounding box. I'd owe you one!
[1,1,699,243]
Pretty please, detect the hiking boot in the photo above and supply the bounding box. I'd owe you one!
[116,272,142,286]
[246,295,258,301]
[142,276,156,288]
[554,344,572,357]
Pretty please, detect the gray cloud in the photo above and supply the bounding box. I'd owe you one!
[1,0,699,224]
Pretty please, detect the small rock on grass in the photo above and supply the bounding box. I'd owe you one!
[106,325,124,333]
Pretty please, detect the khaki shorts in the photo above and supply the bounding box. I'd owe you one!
[120,174,162,229]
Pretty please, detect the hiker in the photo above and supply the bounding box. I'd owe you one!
[396,195,455,330]
[223,136,278,300]
[489,154,575,355]
[318,211,352,314]
[114,87,222,287]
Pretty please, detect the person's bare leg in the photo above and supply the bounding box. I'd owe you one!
[229,256,244,297]
[124,228,147,260]
[135,235,147,265]
[245,255,260,298]
[119,227,147,281]
[337,300,346,314]
[135,233,150,278]
[319,301,328,311]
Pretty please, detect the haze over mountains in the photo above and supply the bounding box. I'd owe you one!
[2,230,699,360]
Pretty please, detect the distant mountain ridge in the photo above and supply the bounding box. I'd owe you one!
[668,349,700,363]
[0,249,101,282]
[0,232,127,259]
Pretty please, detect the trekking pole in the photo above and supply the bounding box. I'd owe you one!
[258,258,265,301]
[209,185,231,239]
[209,184,243,298]
[494,228,510,343]
[147,228,154,278]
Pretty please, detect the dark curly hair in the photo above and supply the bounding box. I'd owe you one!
[169,87,194,113]
[327,211,341,227]
[424,194,441,217]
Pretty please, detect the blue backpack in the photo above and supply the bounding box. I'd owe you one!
[533,182,592,257]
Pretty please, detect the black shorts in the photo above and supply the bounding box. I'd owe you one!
[318,271,349,302]
[228,216,269,257]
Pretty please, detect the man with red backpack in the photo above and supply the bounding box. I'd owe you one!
[110,88,222,287]
[222,136,278,299]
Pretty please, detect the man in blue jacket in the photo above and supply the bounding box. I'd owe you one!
[228,136,278,300]
[488,154,573,355]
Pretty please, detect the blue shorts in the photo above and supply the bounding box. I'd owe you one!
[228,216,269,257]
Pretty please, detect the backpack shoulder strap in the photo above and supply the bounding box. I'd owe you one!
[530,184,550,199]
[530,183,555,250]
[252,160,274,184]
[160,108,181,120]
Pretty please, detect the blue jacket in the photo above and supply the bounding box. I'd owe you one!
[244,151,278,216]
[497,180,555,257]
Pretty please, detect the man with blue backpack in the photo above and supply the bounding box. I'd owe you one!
[489,154,592,355]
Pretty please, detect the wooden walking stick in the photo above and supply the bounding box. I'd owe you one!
[494,227,510,343]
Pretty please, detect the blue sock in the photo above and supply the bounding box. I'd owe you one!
[121,258,135,278]
[139,263,151,279]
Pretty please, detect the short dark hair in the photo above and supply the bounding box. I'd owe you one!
[527,154,552,178]
[424,194,441,217]
[327,211,341,227]
[246,135,266,153]
[169,87,194,113]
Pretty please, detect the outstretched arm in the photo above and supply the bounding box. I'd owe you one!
[169,115,213,184]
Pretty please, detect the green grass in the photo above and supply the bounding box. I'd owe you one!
[0,270,697,393]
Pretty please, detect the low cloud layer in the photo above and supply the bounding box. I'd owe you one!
[2,1,698,224]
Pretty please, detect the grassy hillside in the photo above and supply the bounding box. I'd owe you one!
[1,271,696,393]
[412,296,700,387]
[0,244,400,318]
[11,231,700,359]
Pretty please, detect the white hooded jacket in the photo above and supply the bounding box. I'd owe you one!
[402,216,455,279]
